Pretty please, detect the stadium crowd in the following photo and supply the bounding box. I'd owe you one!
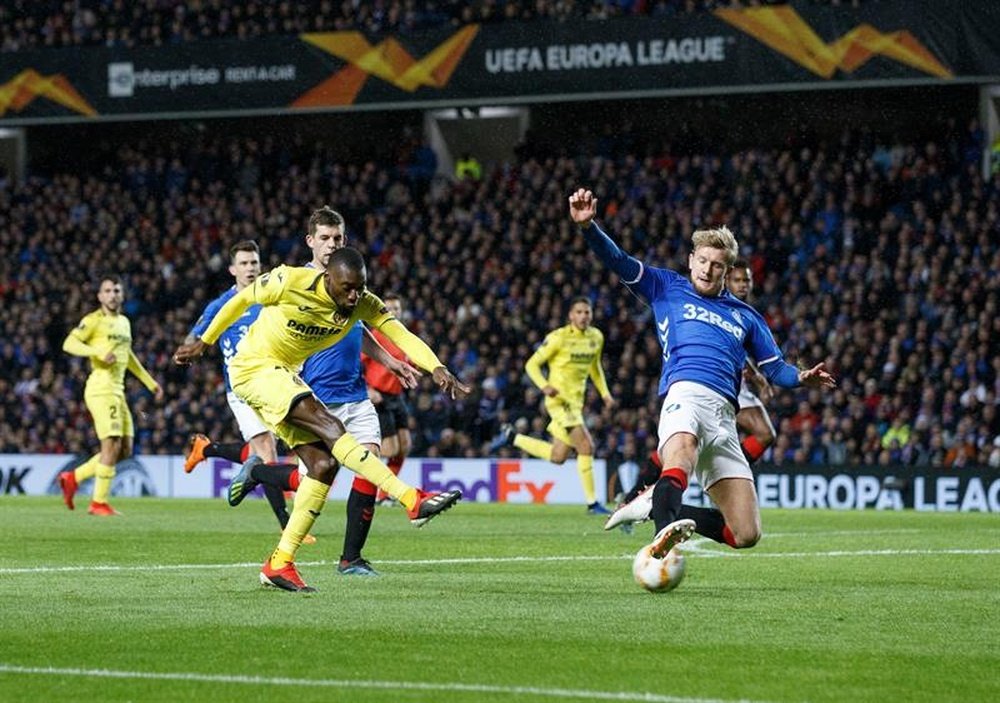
[0,114,998,472]
[1,0,869,51]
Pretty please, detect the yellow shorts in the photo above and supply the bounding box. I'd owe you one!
[229,361,320,449]
[544,397,584,445]
[84,389,133,439]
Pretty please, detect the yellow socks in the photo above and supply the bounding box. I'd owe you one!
[577,454,597,504]
[332,433,418,509]
[511,436,596,504]
[271,476,329,568]
[513,435,553,461]
[74,454,100,483]
[91,462,116,504]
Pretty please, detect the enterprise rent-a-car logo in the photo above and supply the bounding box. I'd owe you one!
[107,62,134,97]
[107,62,296,98]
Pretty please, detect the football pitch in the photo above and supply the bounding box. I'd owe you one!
[1,497,996,703]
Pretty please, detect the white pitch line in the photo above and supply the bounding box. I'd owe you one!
[1,547,998,576]
[763,528,925,538]
[0,664,772,703]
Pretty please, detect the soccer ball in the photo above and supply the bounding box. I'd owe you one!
[632,544,686,593]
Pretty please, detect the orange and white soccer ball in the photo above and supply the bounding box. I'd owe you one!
[632,544,686,593]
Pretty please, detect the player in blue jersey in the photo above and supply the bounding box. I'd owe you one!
[568,188,835,562]
[226,206,419,577]
[612,259,781,541]
[181,240,307,537]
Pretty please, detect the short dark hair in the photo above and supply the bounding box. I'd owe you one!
[308,205,345,237]
[732,258,751,272]
[383,291,402,303]
[229,239,259,261]
[99,273,122,287]
[569,295,592,311]
[328,246,365,273]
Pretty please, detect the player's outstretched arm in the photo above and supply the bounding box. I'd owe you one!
[797,362,837,389]
[172,338,208,365]
[569,187,642,282]
[127,348,161,398]
[431,367,471,400]
[378,319,470,399]
[361,327,421,389]
[173,285,257,365]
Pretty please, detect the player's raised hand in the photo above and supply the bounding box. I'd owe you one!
[568,188,597,227]
[172,339,207,365]
[798,362,837,389]
[432,366,471,400]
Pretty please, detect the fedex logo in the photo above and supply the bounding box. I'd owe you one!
[421,460,554,503]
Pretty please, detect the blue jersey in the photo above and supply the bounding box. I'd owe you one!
[190,286,261,391]
[582,222,800,405]
[301,321,368,404]
[628,266,783,404]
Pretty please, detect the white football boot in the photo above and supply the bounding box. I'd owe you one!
[603,484,654,531]
[648,519,697,559]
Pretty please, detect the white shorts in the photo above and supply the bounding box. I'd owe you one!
[326,399,382,448]
[226,390,270,442]
[738,379,765,411]
[657,381,752,491]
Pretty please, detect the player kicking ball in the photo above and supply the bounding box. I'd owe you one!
[174,247,469,592]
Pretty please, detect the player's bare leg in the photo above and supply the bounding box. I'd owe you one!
[704,477,761,548]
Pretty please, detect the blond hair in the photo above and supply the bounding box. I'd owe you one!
[692,226,738,265]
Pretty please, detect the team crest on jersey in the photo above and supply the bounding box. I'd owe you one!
[331,310,349,326]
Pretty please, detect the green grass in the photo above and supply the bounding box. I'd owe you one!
[0,497,997,703]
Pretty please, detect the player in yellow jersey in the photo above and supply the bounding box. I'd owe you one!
[492,296,616,514]
[172,246,469,592]
[58,275,163,516]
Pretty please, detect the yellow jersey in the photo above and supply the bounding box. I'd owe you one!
[199,265,442,372]
[63,309,157,394]
[525,324,611,409]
